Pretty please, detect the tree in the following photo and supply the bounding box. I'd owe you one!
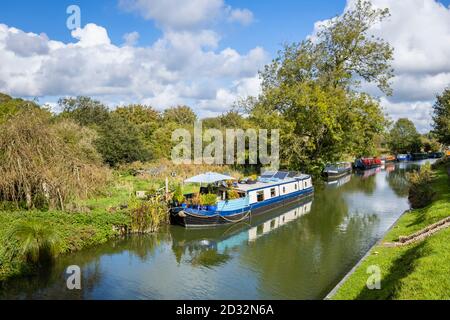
[94,114,151,166]
[163,105,197,125]
[388,118,422,154]
[58,96,110,127]
[244,0,392,173]
[432,88,450,145]
[421,133,441,153]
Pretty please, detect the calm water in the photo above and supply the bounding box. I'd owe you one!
[0,161,430,300]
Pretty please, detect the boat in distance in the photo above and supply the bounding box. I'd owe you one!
[170,171,314,228]
[354,157,382,170]
[322,162,352,180]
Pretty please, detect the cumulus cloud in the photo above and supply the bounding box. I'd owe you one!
[123,31,140,46]
[227,8,254,26]
[118,0,255,29]
[347,0,450,132]
[0,22,267,115]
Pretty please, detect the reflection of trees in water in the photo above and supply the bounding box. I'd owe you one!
[238,208,380,299]
[385,168,410,197]
[335,173,377,195]
[189,249,231,268]
[0,232,171,299]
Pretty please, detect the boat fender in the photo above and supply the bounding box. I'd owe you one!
[178,211,187,218]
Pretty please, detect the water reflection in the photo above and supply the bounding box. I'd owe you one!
[0,161,432,300]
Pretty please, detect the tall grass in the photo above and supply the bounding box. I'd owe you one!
[128,195,169,233]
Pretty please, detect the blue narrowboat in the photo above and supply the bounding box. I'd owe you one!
[396,154,411,162]
[170,171,314,228]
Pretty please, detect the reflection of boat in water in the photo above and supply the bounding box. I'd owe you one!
[325,173,352,188]
[322,162,352,180]
[355,166,381,179]
[171,197,314,257]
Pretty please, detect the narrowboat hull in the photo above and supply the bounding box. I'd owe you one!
[322,168,352,180]
[171,188,314,228]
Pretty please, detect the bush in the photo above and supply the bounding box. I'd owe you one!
[0,109,110,210]
[407,163,435,209]
[128,196,169,233]
[227,189,240,200]
[201,193,218,206]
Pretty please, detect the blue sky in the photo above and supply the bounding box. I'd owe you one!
[0,0,350,55]
[1,0,450,131]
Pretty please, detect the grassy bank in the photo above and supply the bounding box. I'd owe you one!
[332,161,450,300]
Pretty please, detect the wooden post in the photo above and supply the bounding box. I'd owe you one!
[165,177,169,201]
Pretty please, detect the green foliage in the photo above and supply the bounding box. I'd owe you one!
[59,96,110,127]
[0,93,42,124]
[432,88,450,145]
[0,108,110,210]
[201,193,218,206]
[173,185,185,204]
[388,118,423,154]
[242,0,392,174]
[128,196,169,233]
[407,162,435,209]
[6,221,61,265]
[227,189,240,200]
[421,133,441,153]
[95,114,151,166]
[163,105,197,125]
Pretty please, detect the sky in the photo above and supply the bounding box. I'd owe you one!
[1,0,450,132]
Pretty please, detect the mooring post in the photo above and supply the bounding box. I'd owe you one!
[165,177,169,201]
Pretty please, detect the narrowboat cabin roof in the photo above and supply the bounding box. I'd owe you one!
[235,171,311,193]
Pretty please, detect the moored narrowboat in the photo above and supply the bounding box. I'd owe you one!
[428,152,444,159]
[383,155,396,163]
[322,162,352,180]
[411,153,428,160]
[170,171,314,228]
[396,154,411,162]
[354,157,382,170]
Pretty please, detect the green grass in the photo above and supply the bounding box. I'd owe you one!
[333,163,450,300]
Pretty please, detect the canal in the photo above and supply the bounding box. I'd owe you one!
[0,161,430,299]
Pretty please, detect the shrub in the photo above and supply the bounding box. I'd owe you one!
[0,109,110,210]
[173,185,185,204]
[201,194,218,206]
[227,189,240,200]
[128,196,169,233]
[407,163,435,209]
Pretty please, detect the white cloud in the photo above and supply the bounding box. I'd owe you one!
[118,0,254,29]
[310,0,450,132]
[123,31,140,46]
[228,8,254,26]
[0,22,267,116]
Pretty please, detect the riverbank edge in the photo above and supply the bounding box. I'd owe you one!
[0,210,134,282]
[327,161,450,300]
[323,209,410,300]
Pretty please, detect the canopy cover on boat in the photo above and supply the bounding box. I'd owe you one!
[184,172,235,184]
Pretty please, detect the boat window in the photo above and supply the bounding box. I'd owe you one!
[270,188,276,197]
[257,191,264,202]
[283,186,286,193]
[295,184,298,190]
[304,181,307,188]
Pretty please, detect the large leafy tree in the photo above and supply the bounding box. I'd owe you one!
[388,118,422,154]
[246,0,393,172]
[432,88,450,145]
[163,105,197,125]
